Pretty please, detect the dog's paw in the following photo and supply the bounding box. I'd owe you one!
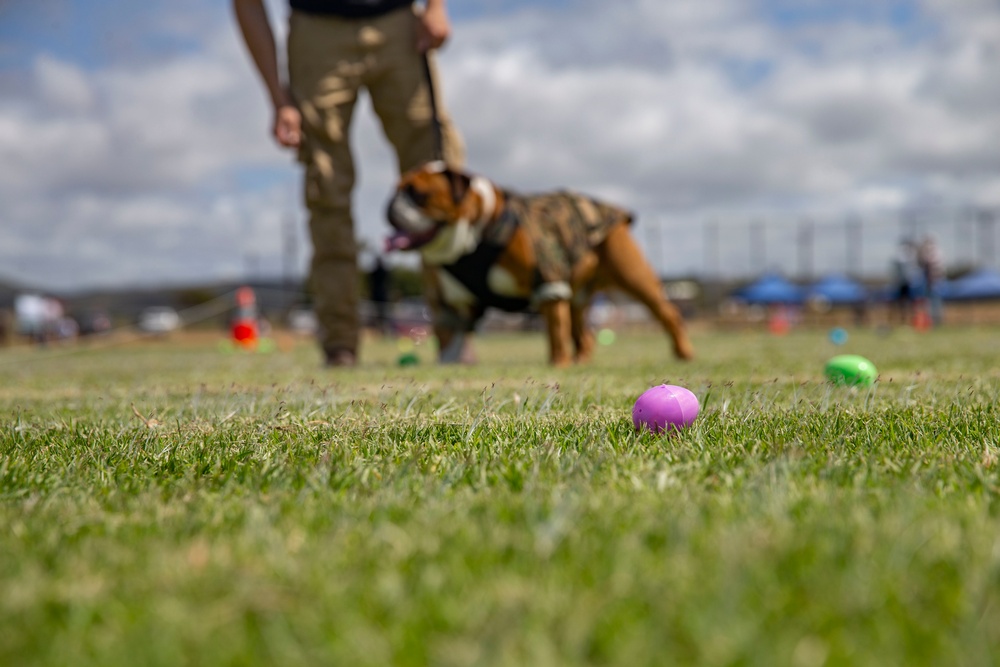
[438,334,477,364]
[674,339,696,361]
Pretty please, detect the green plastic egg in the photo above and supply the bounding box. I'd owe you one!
[824,354,877,386]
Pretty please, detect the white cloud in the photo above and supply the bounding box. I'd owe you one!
[34,55,95,113]
[855,186,909,211]
[4,0,1000,291]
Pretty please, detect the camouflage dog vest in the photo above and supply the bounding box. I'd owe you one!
[441,190,632,318]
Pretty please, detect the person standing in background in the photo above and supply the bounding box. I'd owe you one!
[890,238,922,327]
[918,234,946,327]
[233,0,465,366]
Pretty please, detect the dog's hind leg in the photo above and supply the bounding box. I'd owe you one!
[570,298,595,363]
[570,254,599,363]
[538,299,574,367]
[599,225,695,360]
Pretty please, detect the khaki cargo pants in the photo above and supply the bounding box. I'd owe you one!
[288,6,464,356]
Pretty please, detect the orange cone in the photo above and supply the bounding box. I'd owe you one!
[913,300,932,331]
[768,306,791,335]
[231,286,259,349]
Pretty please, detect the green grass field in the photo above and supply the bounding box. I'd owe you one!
[2,326,1000,666]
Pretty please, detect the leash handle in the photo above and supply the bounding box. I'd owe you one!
[422,53,444,161]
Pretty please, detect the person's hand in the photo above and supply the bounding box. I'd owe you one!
[273,103,302,148]
[416,3,450,52]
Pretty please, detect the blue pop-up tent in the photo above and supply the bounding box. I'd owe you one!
[733,273,806,304]
[940,268,1000,301]
[807,273,868,304]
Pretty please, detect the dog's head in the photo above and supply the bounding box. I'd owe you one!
[385,161,497,264]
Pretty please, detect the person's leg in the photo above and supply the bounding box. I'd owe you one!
[894,286,909,325]
[930,289,944,326]
[364,8,465,172]
[362,8,469,361]
[288,12,364,364]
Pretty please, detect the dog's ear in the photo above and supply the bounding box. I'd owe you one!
[445,167,472,204]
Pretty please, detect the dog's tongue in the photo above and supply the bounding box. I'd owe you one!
[384,231,413,252]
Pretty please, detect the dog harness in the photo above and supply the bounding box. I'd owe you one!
[441,202,534,312]
[439,190,632,320]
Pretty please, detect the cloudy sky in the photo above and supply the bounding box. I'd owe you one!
[2,0,1000,293]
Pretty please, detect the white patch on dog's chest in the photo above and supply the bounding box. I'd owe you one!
[420,222,478,265]
[487,266,527,298]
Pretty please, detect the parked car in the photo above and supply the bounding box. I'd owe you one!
[137,307,181,334]
[286,307,318,335]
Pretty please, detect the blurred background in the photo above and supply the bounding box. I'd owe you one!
[2,0,1000,341]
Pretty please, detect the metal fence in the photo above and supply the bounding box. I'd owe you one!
[637,207,998,282]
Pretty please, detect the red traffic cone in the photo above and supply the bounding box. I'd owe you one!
[913,300,932,331]
[231,286,259,349]
[768,306,791,335]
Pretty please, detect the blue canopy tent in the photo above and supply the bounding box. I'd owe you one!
[940,268,1000,301]
[733,273,806,304]
[806,273,868,304]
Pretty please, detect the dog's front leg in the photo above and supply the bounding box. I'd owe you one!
[422,264,478,364]
[539,299,573,367]
[433,308,479,365]
[438,329,476,364]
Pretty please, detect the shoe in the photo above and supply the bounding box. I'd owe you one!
[324,348,357,367]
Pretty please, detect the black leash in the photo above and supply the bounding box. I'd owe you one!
[422,52,444,161]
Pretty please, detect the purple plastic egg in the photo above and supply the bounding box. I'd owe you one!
[632,384,700,435]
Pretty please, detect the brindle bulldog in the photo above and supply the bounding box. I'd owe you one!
[385,161,695,366]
